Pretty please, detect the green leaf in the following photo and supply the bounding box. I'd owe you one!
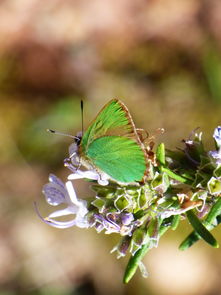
[185,210,219,249]
[179,231,201,250]
[123,225,169,283]
[161,167,192,184]
[156,143,165,166]
[123,243,150,284]
[205,198,221,224]
[171,215,180,230]
[179,198,221,250]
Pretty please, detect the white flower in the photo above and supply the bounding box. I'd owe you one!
[36,174,88,228]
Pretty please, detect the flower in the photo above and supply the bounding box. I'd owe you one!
[89,212,135,236]
[111,236,131,259]
[208,127,221,164]
[64,158,109,186]
[213,126,221,148]
[36,174,88,228]
[209,149,221,165]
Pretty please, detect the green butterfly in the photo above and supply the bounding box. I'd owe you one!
[70,99,148,184]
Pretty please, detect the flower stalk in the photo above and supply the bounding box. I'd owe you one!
[37,126,221,283]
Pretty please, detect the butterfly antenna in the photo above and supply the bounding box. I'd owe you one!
[81,99,84,136]
[47,129,79,140]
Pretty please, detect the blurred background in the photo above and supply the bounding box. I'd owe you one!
[1,0,221,294]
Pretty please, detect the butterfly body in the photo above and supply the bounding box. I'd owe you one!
[72,99,148,184]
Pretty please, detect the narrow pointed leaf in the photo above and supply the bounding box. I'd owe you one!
[171,215,180,230]
[161,167,192,184]
[123,225,169,283]
[123,243,149,284]
[185,210,219,248]
[179,199,221,250]
[156,143,165,166]
[205,198,221,224]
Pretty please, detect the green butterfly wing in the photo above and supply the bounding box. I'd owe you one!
[86,136,146,183]
[81,99,135,150]
[80,99,147,183]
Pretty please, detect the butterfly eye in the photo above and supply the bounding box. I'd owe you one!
[75,131,82,145]
[74,137,81,145]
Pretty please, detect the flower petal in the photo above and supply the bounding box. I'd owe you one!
[42,183,67,206]
[34,202,76,229]
[48,174,66,189]
[121,213,134,225]
[213,126,221,147]
[48,207,77,218]
[45,218,77,229]
[65,181,79,205]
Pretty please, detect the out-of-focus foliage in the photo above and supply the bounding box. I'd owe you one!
[1,0,221,294]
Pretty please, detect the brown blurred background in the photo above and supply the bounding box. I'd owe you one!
[1,0,221,294]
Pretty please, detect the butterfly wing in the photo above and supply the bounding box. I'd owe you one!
[86,136,146,182]
[80,99,147,182]
[81,100,137,149]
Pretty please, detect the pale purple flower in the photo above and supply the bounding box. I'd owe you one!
[91,212,134,236]
[213,126,221,147]
[208,150,221,164]
[36,174,88,229]
[121,213,134,225]
[207,126,221,164]
[111,236,131,258]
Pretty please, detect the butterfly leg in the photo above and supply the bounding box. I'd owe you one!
[136,128,149,142]
[69,143,82,167]
[96,171,109,186]
[68,168,109,186]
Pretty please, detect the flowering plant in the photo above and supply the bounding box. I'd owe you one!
[36,126,221,283]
